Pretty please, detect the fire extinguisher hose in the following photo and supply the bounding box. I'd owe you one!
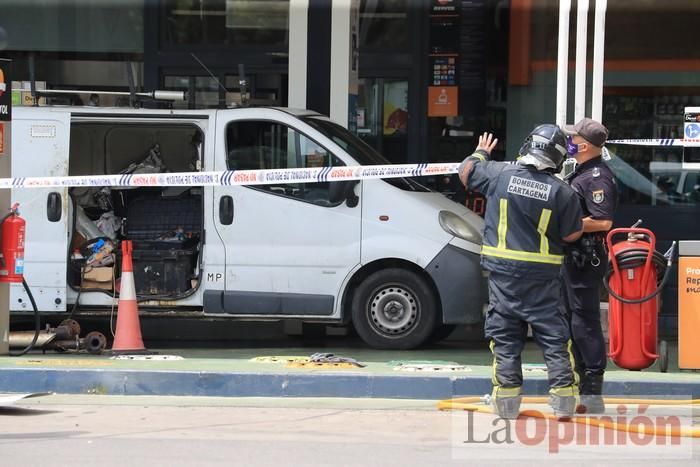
[602,246,674,305]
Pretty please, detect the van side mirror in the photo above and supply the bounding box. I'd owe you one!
[328,180,359,207]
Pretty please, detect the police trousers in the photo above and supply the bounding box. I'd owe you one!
[562,261,607,376]
[484,272,577,394]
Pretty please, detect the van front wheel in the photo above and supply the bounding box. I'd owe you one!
[352,269,437,349]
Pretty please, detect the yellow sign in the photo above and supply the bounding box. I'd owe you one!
[679,257,700,369]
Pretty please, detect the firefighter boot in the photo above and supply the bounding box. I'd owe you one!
[577,373,605,414]
[549,393,576,420]
[492,395,522,420]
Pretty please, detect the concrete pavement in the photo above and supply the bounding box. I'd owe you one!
[2,395,698,467]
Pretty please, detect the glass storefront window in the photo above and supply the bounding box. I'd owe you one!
[359,0,408,50]
[162,0,289,47]
[195,76,221,108]
[163,75,222,108]
[224,74,282,106]
[163,73,284,109]
[163,75,191,109]
[356,78,408,163]
[602,93,700,207]
[0,1,143,53]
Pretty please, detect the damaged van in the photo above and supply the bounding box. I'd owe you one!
[10,105,487,349]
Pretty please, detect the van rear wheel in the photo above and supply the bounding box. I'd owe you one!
[351,268,437,350]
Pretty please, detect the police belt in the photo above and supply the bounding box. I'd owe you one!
[566,233,605,269]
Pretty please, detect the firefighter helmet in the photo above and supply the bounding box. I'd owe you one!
[518,124,568,172]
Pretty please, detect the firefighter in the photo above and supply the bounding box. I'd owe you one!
[459,126,584,420]
[562,118,617,414]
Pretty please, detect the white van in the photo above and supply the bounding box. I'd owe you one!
[10,105,487,349]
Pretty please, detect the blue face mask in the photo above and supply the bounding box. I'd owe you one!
[566,136,579,157]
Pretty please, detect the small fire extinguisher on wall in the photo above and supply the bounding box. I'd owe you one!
[0,203,26,283]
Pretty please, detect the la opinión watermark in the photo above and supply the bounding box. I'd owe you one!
[451,398,695,460]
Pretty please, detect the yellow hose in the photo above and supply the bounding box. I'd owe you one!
[438,396,700,438]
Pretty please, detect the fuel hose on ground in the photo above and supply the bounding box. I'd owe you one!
[438,396,700,438]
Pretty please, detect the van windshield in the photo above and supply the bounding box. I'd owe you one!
[302,116,430,192]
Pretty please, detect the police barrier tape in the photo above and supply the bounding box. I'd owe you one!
[0,163,461,189]
[3,137,695,189]
[607,138,700,147]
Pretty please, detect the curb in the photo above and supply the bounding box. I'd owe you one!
[1,368,699,399]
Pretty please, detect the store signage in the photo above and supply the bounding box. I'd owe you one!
[429,1,460,117]
[687,124,700,139]
[431,0,458,14]
[431,56,457,86]
[685,108,700,141]
[428,86,458,117]
[679,256,700,369]
[0,60,11,122]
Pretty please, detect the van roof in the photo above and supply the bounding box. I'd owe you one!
[16,105,323,119]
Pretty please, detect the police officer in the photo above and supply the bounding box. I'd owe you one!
[562,118,617,414]
[459,126,584,420]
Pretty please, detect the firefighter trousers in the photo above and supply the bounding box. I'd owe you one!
[484,272,578,395]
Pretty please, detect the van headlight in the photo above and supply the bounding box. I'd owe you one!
[438,210,482,244]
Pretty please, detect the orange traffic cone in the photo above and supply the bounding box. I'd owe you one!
[110,240,149,354]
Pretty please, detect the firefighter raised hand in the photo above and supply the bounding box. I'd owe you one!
[458,132,498,187]
[458,125,584,420]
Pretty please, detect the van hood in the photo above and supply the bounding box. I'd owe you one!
[362,180,484,253]
[415,191,485,229]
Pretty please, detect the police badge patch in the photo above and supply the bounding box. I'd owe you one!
[592,189,605,204]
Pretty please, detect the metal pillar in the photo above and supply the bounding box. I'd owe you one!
[288,0,309,109]
[557,0,607,126]
[329,0,359,129]
[0,58,11,355]
[574,0,589,123]
[555,0,571,127]
[591,0,608,121]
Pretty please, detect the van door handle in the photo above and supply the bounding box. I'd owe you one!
[219,195,234,225]
[47,192,62,222]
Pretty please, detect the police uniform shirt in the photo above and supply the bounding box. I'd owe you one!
[468,161,583,279]
[568,156,617,221]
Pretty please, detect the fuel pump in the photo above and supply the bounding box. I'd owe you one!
[0,203,40,355]
[603,221,675,372]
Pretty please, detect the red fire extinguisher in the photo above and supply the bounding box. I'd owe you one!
[0,203,26,283]
[604,223,674,372]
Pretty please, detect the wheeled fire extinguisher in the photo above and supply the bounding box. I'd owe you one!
[0,203,26,283]
[604,221,675,372]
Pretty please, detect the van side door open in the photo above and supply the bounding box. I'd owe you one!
[209,109,362,317]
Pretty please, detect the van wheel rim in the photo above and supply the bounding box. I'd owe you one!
[368,285,419,336]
